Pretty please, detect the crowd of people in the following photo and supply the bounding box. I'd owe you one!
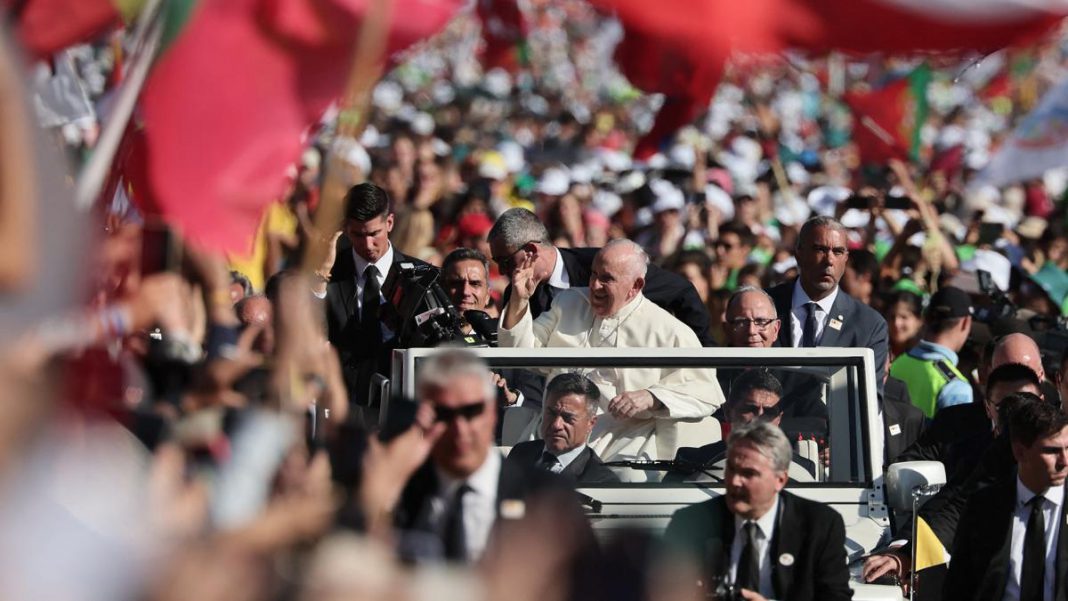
[7,4,1068,601]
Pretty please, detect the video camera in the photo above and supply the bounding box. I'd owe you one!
[387,262,493,348]
[971,269,1068,376]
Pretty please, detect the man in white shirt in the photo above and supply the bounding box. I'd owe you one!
[765,216,889,392]
[664,420,852,601]
[391,350,584,563]
[499,239,723,463]
[944,399,1068,601]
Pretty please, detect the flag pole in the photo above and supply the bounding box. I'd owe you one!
[73,0,165,211]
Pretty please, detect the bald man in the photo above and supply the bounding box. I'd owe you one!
[992,332,1058,404]
[500,239,724,465]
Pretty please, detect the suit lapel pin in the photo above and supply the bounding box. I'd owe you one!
[500,499,526,520]
[828,318,843,331]
[778,553,794,567]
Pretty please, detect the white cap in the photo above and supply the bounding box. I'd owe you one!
[570,164,593,185]
[668,144,696,170]
[840,208,870,229]
[498,140,525,173]
[372,81,403,114]
[616,171,646,195]
[649,179,685,214]
[785,162,810,186]
[484,68,512,98]
[411,112,435,137]
[537,167,571,196]
[331,136,372,175]
[807,185,851,217]
[962,248,1011,292]
[593,189,623,217]
[703,184,735,222]
[478,152,508,181]
[598,149,631,172]
[773,192,811,226]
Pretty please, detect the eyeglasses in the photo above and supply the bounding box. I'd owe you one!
[434,402,486,423]
[492,241,535,273]
[728,317,779,331]
[736,403,783,418]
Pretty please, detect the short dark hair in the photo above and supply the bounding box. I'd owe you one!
[926,315,965,335]
[986,363,1042,399]
[728,368,783,406]
[718,221,756,249]
[847,250,879,279]
[886,291,923,318]
[442,247,489,278]
[229,270,253,298]
[1008,393,1068,447]
[545,373,601,414]
[343,182,392,222]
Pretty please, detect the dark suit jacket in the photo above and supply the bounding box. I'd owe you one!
[506,247,715,346]
[507,440,620,484]
[325,245,431,409]
[895,401,990,479]
[945,475,1068,601]
[767,279,889,394]
[881,377,926,466]
[663,491,852,601]
[394,453,589,562]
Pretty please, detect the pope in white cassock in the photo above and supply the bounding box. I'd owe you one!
[499,239,724,465]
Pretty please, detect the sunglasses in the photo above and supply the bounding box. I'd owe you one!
[737,403,783,418]
[434,402,487,423]
[492,241,535,273]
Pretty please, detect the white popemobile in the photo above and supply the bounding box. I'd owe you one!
[391,347,944,601]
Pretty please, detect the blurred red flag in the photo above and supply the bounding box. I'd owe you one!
[591,0,1065,156]
[842,66,931,164]
[477,0,526,72]
[133,0,461,252]
[7,0,120,59]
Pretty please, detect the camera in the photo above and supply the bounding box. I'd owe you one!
[387,262,490,348]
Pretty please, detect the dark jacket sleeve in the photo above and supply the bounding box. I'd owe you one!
[642,263,716,346]
[811,504,853,601]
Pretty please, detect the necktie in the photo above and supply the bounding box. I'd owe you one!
[443,484,471,561]
[361,265,382,344]
[1020,495,1047,601]
[736,521,761,592]
[539,451,560,473]
[801,301,820,348]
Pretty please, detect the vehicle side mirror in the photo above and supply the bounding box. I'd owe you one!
[884,461,946,512]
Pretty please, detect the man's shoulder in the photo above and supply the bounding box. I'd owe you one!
[781,490,844,527]
[670,494,728,525]
[507,440,545,464]
[766,280,794,301]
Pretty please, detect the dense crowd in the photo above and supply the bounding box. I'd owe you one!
[6,5,1068,601]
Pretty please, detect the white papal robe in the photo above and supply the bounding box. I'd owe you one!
[499,289,724,463]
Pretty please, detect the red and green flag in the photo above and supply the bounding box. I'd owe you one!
[843,64,931,165]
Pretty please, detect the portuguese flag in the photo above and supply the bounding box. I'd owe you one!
[843,64,931,165]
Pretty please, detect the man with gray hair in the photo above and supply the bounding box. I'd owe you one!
[664,420,851,601]
[391,349,580,563]
[506,373,619,484]
[499,239,724,465]
[766,215,889,391]
[488,208,714,345]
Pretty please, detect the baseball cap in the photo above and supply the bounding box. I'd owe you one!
[925,286,973,320]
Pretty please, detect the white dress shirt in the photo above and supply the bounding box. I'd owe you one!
[432,450,501,562]
[789,279,839,348]
[730,495,780,599]
[547,247,571,289]
[547,442,588,473]
[1003,478,1064,601]
[353,244,394,340]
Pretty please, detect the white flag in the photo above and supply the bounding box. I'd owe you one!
[974,77,1068,188]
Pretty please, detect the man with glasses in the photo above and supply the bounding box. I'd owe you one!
[391,350,586,564]
[487,208,715,346]
[767,216,890,393]
[673,369,819,481]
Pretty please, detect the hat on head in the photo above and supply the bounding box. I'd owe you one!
[925,286,973,320]
[457,213,494,239]
[649,179,684,214]
[536,167,570,196]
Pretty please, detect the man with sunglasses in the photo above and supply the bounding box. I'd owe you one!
[487,208,715,346]
[391,350,585,564]
[673,369,818,481]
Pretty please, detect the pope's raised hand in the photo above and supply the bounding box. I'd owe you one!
[512,253,538,302]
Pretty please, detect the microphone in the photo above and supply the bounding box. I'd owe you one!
[463,310,498,346]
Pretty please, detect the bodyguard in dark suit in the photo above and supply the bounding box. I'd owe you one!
[324,183,431,414]
[487,208,714,345]
[765,216,889,392]
[392,350,589,564]
[664,420,852,601]
[505,373,619,484]
[881,376,925,466]
[944,399,1068,601]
